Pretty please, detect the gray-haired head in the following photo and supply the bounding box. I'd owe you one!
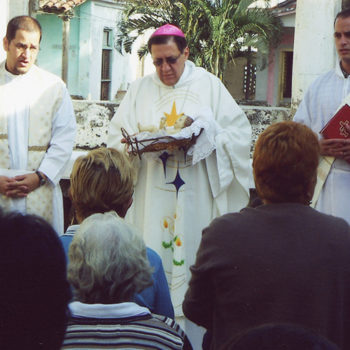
[68,212,153,304]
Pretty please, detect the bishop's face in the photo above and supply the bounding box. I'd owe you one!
[151,39,189,86]
[3,29,40,75]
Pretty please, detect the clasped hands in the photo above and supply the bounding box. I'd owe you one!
[320,138,350,162]
[0,173,40,198]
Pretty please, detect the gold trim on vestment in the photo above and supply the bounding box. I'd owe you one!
[28,146,48,151]
[0,134,8,139]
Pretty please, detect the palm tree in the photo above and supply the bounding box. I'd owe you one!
[116,0,283,80]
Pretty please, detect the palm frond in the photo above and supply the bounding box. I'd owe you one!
[116,0,283,77]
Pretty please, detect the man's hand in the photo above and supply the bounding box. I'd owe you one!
[0,176,18,196]
[5,173,40,198]
[320,138,350,163]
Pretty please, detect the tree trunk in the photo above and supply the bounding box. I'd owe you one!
[62,17,70,86]
[214,53,220,77]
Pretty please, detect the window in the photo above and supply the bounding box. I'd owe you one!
[101,29,112,100]
[279,50,293,103]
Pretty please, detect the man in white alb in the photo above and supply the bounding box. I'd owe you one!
[0,16,76,234]
[294,9,350,225]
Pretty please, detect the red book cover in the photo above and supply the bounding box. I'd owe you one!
[320,103,350,139]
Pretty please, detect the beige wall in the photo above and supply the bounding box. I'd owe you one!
[224,56,258,101]
[224,57,248,101]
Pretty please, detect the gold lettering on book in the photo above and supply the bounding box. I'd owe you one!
[339,120,350,137]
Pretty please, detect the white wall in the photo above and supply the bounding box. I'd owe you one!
[8,0,28,19]
[0,0,9,62]
[280,12,295,27]
[1,0,29,62]
[292,0,341,110]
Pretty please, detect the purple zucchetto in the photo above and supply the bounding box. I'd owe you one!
[150,24,186,38]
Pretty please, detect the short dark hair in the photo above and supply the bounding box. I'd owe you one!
[6,15,42,43]
[225,323,339,350]
[0,210,71,349]
[148,35,188,53]
[334,8,350,26]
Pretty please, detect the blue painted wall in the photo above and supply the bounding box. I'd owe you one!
[36,3,89,97]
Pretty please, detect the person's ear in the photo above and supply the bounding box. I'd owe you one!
[183,46,189,60]
[68,186,73,201]
[3,37,9,52]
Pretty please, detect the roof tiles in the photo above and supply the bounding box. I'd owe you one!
[39,0,87,14]
[271,0,296,17]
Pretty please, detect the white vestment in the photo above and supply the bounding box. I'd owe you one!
[0,62,76,234]
[108,61,252,318]
[294,63,350,224]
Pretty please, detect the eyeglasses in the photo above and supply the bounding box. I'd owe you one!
[152,53,182,67]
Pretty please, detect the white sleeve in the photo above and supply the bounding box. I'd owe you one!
[108,83,139,152]
[38,88,76,185]
[211,78,252,193]
[293,89,313,127]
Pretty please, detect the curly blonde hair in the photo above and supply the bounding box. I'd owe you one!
[70,148,135,220]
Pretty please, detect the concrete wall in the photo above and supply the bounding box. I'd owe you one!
[224,57,248,101]
[1,0,30,62]
[241,105,292,154]
[8,0,28,20]
[292,0,341,112]
[0,1,9,62]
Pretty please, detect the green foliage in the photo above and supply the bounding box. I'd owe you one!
[116,0,283,79]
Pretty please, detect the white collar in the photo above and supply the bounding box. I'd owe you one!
[64,224,80,235]
[69,301,151,319]
[336,61,348,78]
[0,60,37,83]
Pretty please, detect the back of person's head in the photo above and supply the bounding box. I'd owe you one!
[253,121,320,204]
[70,147,135,220]
[6,15,42,43]
[223,323,339,350]
[0,210,71,350]
[68,211,152,304]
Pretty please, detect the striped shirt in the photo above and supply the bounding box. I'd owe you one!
[62,302,186,349]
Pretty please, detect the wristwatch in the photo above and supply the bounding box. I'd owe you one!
[35,171,46,186]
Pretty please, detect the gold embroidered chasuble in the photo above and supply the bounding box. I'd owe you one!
[0,65,64,224]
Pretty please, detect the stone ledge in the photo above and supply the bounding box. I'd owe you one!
[241,105,292,154]
[72,100,292,155]
[73,100,118,149]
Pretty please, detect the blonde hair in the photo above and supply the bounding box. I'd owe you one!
[68,212,152,303]
[70,147,135,220]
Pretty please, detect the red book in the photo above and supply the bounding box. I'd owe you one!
[320,103,350,139]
